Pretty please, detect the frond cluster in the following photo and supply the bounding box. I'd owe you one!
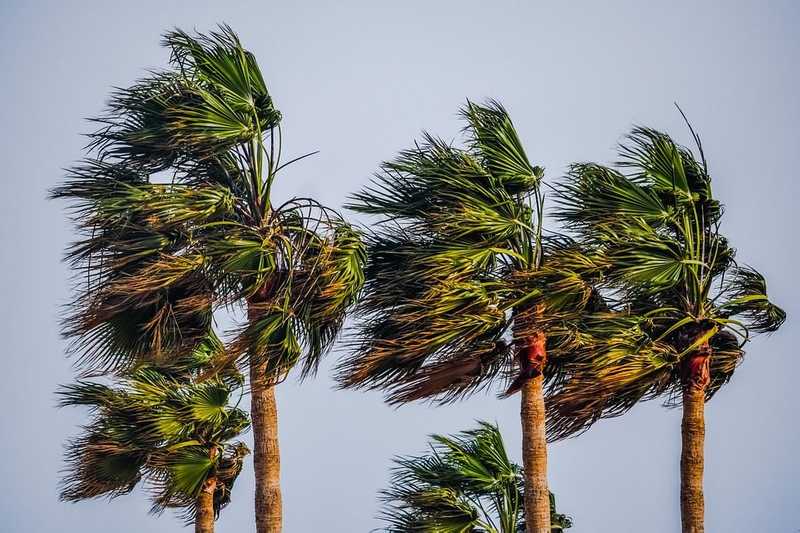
[545,121,786,439]
[59,367,249,523]
[339,101,550,404]
[378,421,572,532]
[52,25,365,381]
[53,25,365,528]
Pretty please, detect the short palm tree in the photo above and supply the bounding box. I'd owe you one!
[548,120,785,532]
[51,26,365,532]
[379,421,572,532]
[59,363,249,533]
[339,101,602,532]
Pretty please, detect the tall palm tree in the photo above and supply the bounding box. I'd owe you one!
[51,26,366,533]
[338,101,603,532]
[59,362,249,533]
[547,119,786,532]
[379,421,573,532]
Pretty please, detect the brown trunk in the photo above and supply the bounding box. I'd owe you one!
[195,476,217,533]
[249,292,283,533]
[520,332,550,533]
[680,345,711,533]
[250,362,282,533]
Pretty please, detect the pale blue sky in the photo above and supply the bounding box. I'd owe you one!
[1,1,798,531]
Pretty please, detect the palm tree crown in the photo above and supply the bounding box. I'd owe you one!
[59,361,249,523]
[51,25,366,532]
[51,24,365,381]
[546,119,786,438]
[379,421,572,532]
[338,100,605,532]
[339,101,600,402]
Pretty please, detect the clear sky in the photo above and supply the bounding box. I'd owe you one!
[1,1,798,531]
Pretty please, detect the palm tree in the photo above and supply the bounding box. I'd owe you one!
[378,421,573,532]
[547,118,786,532]
[59,362,249,533]
[338,101,602,532]
[51,26,365,533]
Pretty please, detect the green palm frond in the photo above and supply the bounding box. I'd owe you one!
[52,163,235,232]
[509,238,607,316]
[53,26,364,383]
[618,126,713,205]
[461,99,542,195]
[546,314,681,440]
[339,276,509,403]
[91,25,280,172]
[159,446,217,498]
[59,361,249,523]
[63,275,213,374]
[556,164,671,230]
[164,26,276,120]
[379,422,571,533]
[349,133,531,248]
[60,434,146,502]
[548,117,786,438]
[147,440,248,523]
[717,266,786,333]
[340,101,554,404]
[291,221,367,376]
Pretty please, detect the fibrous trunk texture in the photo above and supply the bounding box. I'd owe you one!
[195,476,217,533]
[520,332,550,533]
[250,362,282,533]
[680,345,711,533]
[249,291,283,533]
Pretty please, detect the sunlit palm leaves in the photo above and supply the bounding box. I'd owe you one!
[341,101,586,403]
[53,27,365,532]
[52,25,365,382]
[59,366,249,523]
[546,119,786,439]
[378,422,572,532]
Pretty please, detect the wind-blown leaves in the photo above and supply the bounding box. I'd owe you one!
[546,118,786,439]
[52,26,365,383]
[54,25,365,533]
[718,266,786,333]
[557,164,671,228]
[461,100,543,194]
[59,367,249,523]
[339,101,574,404]
[378,422,572,532]
[91,25,281,171]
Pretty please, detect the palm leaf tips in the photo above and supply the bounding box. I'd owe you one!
[545,116,786,439]
[378,421,572,532]
[339,100,564,404]
[59,365,249,522]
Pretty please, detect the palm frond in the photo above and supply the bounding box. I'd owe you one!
[717,266,786,333]
[378,422,571,532]
[340,101,546,403]
[59,363,249,523]
[548,117,785,439]
[556,163,671,232]
[60,434,146,502]
[461,99,542,195]
[90,25,280,172]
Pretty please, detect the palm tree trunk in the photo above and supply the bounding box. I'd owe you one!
[680,343,711,533]
[195,476,217,533]
[520,332,550,533]
[248,290,283,533]
[681,384,705,533]
[250,360,282,533]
